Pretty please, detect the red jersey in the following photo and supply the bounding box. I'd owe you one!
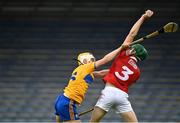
[103,50,140,93]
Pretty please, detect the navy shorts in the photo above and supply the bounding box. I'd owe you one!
[54,94,80,122]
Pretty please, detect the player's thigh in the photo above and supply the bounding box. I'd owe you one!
[120,111,138,123]
[90,106,107,122]
[55,94,80,122]
[95,87,116,112]
[114,90,133,113]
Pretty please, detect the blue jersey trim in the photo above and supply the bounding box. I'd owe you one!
[84,74,94,84]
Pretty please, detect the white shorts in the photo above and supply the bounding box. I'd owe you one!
[95,85,133,113]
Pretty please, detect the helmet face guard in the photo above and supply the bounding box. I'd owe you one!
[131,44,148,61]
[77,52,95,65]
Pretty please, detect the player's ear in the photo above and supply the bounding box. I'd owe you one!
[90,57,95,62]
[83,59,87,64]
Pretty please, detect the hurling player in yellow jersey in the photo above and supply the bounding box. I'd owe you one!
[54,35,131,122]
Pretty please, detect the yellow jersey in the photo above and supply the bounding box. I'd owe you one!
[64,62,95,104]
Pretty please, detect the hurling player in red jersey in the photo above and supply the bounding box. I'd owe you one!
[90,10,154,123]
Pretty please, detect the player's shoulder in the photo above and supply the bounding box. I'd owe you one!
[73,62,95,73]
[70,63,93,78]
[115,50,128,60]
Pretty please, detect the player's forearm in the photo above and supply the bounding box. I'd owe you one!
[103,46,122,63]
[95,10,153,69]
[124,10,153,45]
[95,46,123,68]
[99,16,146,63]
[102,16,145,62]
[105,15,145,61]
[93,69,109,78]
[128,16,145,38]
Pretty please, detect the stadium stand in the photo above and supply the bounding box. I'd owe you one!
[0,0,180,122]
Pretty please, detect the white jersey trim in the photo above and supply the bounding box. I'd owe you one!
[130,56,138,62]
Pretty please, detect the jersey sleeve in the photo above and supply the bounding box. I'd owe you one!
[84,62,95,73]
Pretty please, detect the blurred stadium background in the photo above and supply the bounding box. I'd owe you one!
[0,0,180,122]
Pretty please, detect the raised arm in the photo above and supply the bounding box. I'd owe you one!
[123,10,154,45]
[95,10,153,69]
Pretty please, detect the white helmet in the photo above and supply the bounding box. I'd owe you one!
[77,52,95,65]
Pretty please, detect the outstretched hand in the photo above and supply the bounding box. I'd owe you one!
[142,10,154,19]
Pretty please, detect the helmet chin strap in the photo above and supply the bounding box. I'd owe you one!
[130,49,136,55]
[73,58,84,65]
[136,57,141,61]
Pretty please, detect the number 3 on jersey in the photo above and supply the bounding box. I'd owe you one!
[115,66,134,81]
